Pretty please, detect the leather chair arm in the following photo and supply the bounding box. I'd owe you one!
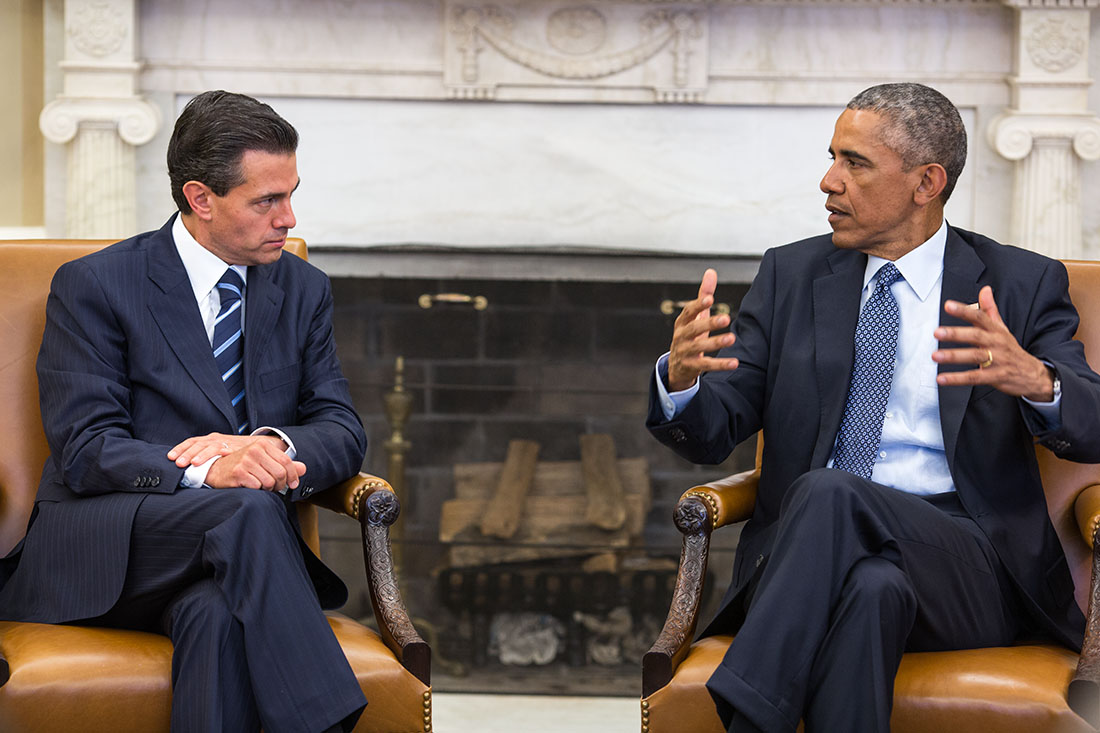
[678,466,760,531]
[1074,484,1100,549]
[1070,484,1100,727]
[306,473,430,686]
[643,468,758,697]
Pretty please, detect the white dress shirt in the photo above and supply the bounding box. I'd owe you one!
[172,215,296,489]
[655,221,1060,495]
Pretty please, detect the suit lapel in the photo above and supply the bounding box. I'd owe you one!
[146,218,239,428]
[810,248,866,467]
[242,262,285,428]
[938,227,985,474]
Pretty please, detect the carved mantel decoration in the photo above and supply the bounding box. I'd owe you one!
[445,2,708,102]
[42,0,161,239]
[989,0,1100,258]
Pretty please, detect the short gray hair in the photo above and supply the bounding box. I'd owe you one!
[847,83,966,203]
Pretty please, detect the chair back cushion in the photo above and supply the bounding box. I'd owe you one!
[0,237,311,557]
[1037,260,1100,612]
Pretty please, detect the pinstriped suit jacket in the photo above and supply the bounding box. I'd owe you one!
[0,216,366,623]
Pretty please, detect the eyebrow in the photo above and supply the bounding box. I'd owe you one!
[252,178,301,203]
[830,147,874,166]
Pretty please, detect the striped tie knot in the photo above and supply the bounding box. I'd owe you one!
[212,268,248,434]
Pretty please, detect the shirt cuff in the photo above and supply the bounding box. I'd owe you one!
[656,353,700,421]
[251,426,297,460]
[1021,366,1062,431]
[182,455,219,488]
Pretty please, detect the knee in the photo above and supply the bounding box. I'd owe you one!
[224,488,290,531]
[843,557,916,619]
[781,468,863,517]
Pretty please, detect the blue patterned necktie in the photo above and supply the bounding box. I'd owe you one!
[213,268,248,434]
[832,262,903,479]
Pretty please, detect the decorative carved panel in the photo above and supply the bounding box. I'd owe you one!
[444,2,709,102]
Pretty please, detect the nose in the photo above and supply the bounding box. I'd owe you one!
[275,198,296,230]
[820,160,843,195]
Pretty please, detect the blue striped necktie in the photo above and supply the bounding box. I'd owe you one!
[832,262,903,479]
[213,268,248,434]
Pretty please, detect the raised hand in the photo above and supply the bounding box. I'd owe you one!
[667,268,739,392]
[932,285,1054,401]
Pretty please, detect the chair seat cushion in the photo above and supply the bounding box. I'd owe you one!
[642,636,1091,733]
[0,615,429,733]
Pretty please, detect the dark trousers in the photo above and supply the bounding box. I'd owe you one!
[707,468,1021,733]
[88,488,367,733]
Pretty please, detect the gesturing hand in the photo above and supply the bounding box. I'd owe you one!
[667,269,739,392]
[168,433,306,492]
[932,285,1054,401]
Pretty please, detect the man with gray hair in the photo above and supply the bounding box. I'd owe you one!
[649,82,1100,731]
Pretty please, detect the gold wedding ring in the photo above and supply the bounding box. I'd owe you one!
[978,349,994,369]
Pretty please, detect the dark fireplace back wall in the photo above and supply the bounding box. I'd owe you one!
[318,273,757,640]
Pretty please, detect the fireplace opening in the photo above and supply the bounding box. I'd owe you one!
[319,269,757,695]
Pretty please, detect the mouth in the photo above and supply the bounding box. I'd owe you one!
[825,203,850,225]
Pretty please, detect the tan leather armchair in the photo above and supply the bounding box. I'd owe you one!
[642,260,1100,733]
[0,239,432,733]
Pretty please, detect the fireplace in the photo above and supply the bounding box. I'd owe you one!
[316,252,758,695]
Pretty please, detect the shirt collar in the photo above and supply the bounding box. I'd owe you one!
[863,219,947,303]
[172,213,248,303]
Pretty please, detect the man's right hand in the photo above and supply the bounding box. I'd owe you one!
[667,268,739,392]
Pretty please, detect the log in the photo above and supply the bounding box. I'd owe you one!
[478,439,540,539]
[580,434,627,531]
[441,457,652,567]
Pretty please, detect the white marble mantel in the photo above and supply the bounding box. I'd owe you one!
[40,0,1100,265]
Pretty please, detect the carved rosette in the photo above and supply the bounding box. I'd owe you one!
[1026,16,1085,73]
[67,1,128,58]
[445,2,708,102]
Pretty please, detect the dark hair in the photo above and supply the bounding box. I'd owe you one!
[167,90,298,214]
[847,83,967,203]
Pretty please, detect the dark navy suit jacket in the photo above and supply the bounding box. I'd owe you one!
[648,226,1100,650]
[0,216,366,623]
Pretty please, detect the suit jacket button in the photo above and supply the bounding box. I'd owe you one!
[755,554,765,568]
[671,428,687,443]
[133,478,142,487]
[151,477,160,486]
[302,486,314,496]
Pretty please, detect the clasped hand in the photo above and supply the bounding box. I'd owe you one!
[168,433,306,492]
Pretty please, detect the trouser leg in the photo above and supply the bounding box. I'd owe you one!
[706,469,1020,733]
[164,577,260,733]
[89,488,366,733]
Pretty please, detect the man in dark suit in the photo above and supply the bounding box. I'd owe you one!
[0,91,367,732]
[648,83,1100,732]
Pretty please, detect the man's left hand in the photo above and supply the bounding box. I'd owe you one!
[168,432,288,469]
[932,285,1054,401]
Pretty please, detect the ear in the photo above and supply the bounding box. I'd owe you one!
[182,180,215,221]
[913,163,948,206]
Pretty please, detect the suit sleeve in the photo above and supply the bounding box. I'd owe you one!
[1021,258,1100,462]
[279,277,367,499]
[646,249,774,464]
[37,260,185,496]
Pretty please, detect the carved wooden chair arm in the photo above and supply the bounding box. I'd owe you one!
[1069,483,1100,727]
[642,468,759,697]
[306,473,430,686]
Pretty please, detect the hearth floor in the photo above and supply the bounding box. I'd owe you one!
[432,692,637,733]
